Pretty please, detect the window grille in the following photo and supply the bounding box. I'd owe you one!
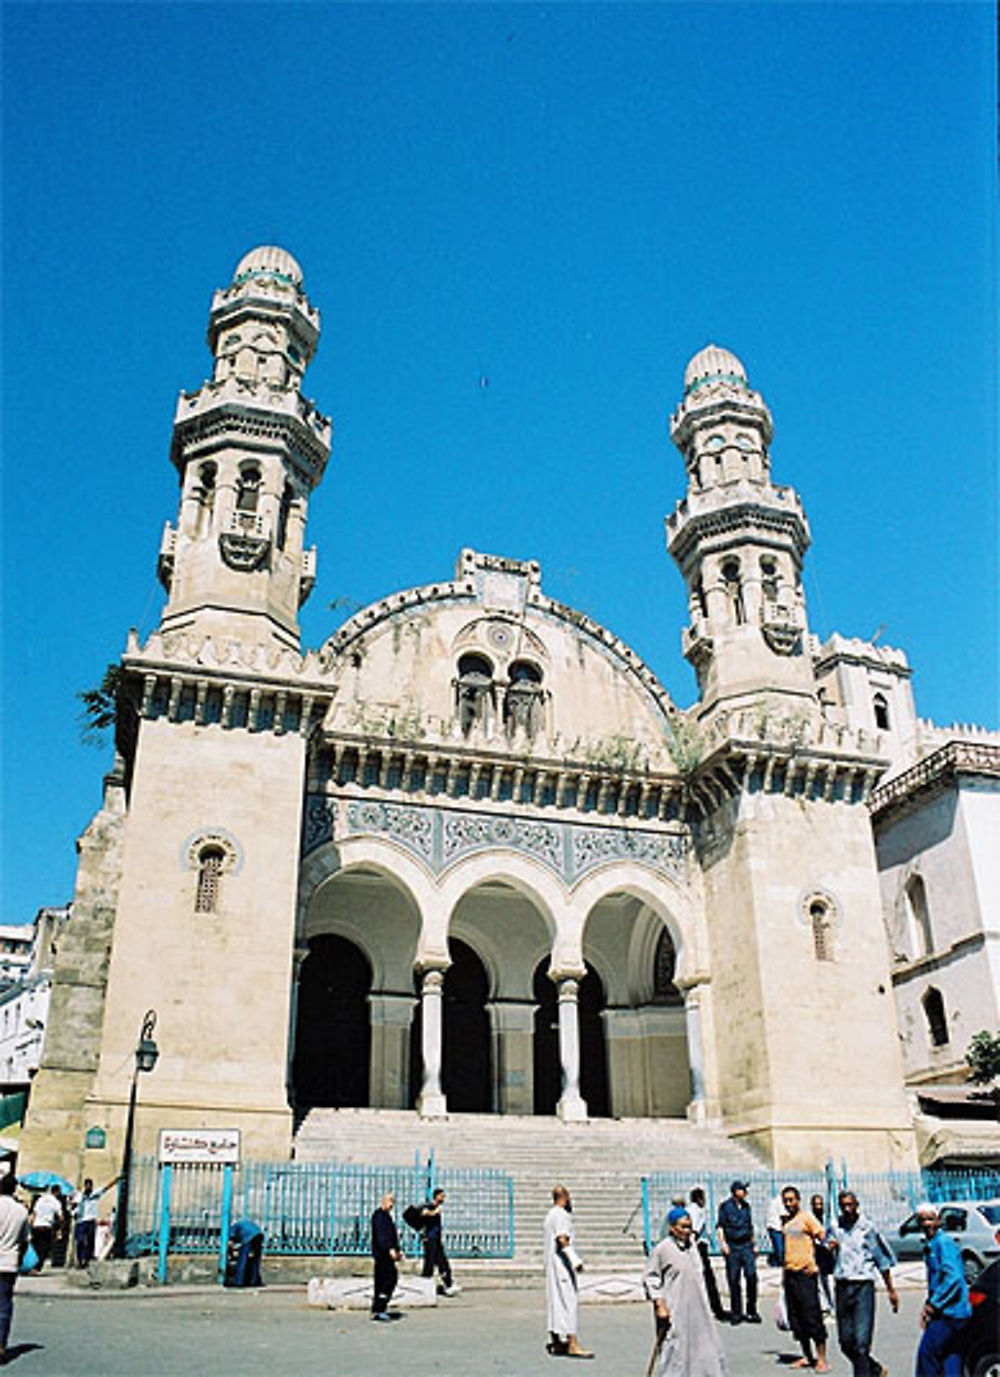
[810,900,834,962]
[195,847,225,914]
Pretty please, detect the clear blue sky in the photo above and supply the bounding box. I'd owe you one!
[2,2,997,923]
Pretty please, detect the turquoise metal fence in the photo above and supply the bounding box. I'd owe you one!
[124,1154,514,1269]
[641,1166,1000,1255]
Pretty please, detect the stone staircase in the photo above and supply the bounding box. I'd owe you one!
[294,1109,765,1271]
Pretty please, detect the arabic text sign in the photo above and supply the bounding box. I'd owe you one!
[158,1128,241,1165]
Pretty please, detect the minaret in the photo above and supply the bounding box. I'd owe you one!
[666,345,814,715]
[157,246,332,650]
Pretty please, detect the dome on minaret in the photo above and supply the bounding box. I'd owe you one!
[683,344,748,396]
[232,245,304,289]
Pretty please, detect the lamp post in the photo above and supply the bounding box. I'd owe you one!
[114,1009,159,1258]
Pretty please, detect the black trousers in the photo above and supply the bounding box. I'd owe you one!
[725,1242,758,1319]
[697,1239,724,1316]
[422,1234,453,1288]
[372,1253,398,1314]
[784,1269,827,1346]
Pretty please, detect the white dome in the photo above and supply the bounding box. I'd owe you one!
[232,245,303,288]
[683,344,747,395]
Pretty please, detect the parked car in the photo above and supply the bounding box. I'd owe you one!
[965,1256,1000,1377]
[887,1200,1000,1284]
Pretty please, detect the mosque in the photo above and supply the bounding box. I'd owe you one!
[20,248,999,1181]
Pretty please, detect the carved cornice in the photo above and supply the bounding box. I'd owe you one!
[869,741,1000,822]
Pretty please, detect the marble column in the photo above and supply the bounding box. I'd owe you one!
[286,943,309,1103]
[554,975,587,1122]
[417,967,448,1118]
[368,992,416,1109]
[683,984,707,1126]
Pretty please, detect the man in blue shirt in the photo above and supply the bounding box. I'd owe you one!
[716,1180,761,1325]
[915,1204,971,1377]
[827,1189,898,1377]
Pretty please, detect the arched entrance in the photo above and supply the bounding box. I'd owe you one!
[441,938,492,1112]
[292,934,372,1107]
[532,960,610,1117]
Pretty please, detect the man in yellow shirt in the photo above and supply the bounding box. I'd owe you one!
[781,1186,829,1373]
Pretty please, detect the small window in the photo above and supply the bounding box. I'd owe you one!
[939,1209,966,1233]
[195,846,225,914]
[503,661,544,736]
[277,482,293,550]
[873,693,890,731]
[923,987,949,1047]
[705,434,725,450]
[760,556,779,602]
[455,653,494,735]
[721,559,746,625]
[236,465,262,513]
[905,875,933,957]
[810,900,834,962]
[652,928,682,1006]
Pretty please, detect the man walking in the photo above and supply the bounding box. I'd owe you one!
[915,1203,970,1377]
[780,1185,830,1373]
[28,1187,62,1271]
[370,1191,403,1322]
[543,1184,593,1358]
[688,1188,726,1320]
[716,1180,761,1325]
[644,1206,729,1376]
[0,1174,29,1366]
[826,1189,898,1377]
[421,1188,459,1297]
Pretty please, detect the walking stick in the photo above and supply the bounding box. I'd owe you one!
[645,1317,669,1377]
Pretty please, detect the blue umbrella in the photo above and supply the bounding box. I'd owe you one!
[18,1170,75,1194]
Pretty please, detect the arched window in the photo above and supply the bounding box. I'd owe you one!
[810,899,835,962]
[503,660,544,736]
[194,846,225,914]
[922,987,949,1047]
[652,928,683,1006]
[236,464,262,513]
[873,693,890,731]
[277,482,293,550]
[760,555,780,603]
[721,558,746,625]
[455,653,494,735]
[905,875,933,957]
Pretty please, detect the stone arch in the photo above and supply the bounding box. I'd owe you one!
[575,867,699,1119]
[570,864,705,986]
[435,852,561,958]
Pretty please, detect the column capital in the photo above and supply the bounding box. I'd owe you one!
[549,964,585,985]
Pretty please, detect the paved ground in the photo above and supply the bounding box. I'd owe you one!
[9,1282,927,1377]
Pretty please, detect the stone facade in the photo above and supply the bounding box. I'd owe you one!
[24,246,993,1183]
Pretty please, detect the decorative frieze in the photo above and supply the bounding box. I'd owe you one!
[306,794,692,885]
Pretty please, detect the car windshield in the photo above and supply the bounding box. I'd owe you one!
[977,1205,1000,1225]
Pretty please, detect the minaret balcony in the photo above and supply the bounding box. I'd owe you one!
[157,522,177,592]
[760,601,804,655]
[681,619,714,665]
[218,509,272,572]
[299,547,317,606]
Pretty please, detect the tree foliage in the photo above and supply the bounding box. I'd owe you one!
[77,662,123,745]
[965,1029,1000,1086]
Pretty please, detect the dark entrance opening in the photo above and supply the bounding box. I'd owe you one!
[441,938,492,1113]
[292,934,371,1108]
[532,960,609,1117]
[533,960,560,1115]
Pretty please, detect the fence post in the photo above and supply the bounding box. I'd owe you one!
[218,1163,233,1286]
[641,1177,651,1256]
[156,1164,173,1285]
[507,1174,515,1258]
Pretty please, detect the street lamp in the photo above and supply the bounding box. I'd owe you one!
[114,1009,159,1258]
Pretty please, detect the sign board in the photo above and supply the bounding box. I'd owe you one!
[158,1128,240,1166]
[84,1126,106,1150]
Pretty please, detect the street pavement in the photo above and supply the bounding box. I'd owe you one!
[10,1282,927,1377]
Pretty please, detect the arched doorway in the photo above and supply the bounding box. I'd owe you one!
[292,934,372,1107]
[532,960,610,1118]
[442,938,492,1112]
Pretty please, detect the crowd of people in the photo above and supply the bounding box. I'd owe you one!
[637,1180,971,1377]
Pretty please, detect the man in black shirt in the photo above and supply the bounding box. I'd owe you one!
[716,1180,761,1325]
[421,1188,460,1296]
[370,1191,403,1321]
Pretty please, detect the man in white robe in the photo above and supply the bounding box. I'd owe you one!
[644,1207,729,1377]
[543,1184,593,1359]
